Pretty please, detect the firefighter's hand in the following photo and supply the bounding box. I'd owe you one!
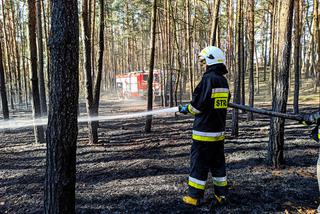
[301,112,320,125]
[179,105,189,115]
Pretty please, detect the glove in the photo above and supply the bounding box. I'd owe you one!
[311,126,319,142]
[178,104,189,115]
[301,112,320,125]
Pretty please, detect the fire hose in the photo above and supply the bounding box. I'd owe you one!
[227,102,319,142]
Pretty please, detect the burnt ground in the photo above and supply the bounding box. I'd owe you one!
[0,99,319,214]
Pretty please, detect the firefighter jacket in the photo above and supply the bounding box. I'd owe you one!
[187,64,230,142]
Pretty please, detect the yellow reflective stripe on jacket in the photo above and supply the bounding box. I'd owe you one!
[213,177,228,187]
[188,104,201,115]
[318,126,320,140]
[192,130,225,142]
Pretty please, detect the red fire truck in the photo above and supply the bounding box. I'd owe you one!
[116,71,161,99]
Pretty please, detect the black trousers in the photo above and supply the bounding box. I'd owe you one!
[188,140,227,199]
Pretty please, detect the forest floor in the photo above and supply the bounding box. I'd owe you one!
[0,98,319,214]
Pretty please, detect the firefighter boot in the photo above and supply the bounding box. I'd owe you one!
[209,194,228,211]
[182,195,204,206]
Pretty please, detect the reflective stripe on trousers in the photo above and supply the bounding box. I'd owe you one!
[192,130,225,142]
[188,176,206,190]
[213,176,228,187]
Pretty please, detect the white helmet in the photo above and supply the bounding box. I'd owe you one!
[198,46,226,66]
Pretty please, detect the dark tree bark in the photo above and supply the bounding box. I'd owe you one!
[82,0,97,144]
[91,0,105,140]
[186,0,193,100]
[45,0,79,212]
[269,0,276,96]
[9,0,22,105]
[0,40,9,120]
[1,0,14,110]
[268,0,294,168]
[27,0,45,144]
[314,0,320,92]
[210,0,221,46]
[226,0,234,80]
[293,0,302,114]
[231,0,243,137]
[36,0,47,115]
[247,0,254,121]
[145,0,157,133]
[167,0,173,107]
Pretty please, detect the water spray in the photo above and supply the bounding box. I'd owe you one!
[0,103,319,131]
[0,107,179,130]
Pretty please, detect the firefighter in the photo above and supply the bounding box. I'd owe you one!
[179,46,230,208]
[302,112,320,212]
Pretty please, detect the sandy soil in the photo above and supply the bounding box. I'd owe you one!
[0,99,319,214]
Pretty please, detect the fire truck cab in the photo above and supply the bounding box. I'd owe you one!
[116,71,161,99]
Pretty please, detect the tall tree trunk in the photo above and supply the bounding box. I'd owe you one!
[27,0,45,144]
[167,0,173,107]
[263,13,269,82]
[10,0,22,105]
[227,0,234,80]
[210,0,221,46]
[247,0,254,121]
[45,0,79,212]
[313,0,320,92]
[0,40,9,120]
[268,0,294,168]
[293,0,302,114]
[91,0,96,77]
[269,0,276,96]
[82,0,96,144]
[91,0,105,142]
[186,0,193,100]
[36,0,47,115]
[240,3,245,110]
[42,0,50,94]
[145,0,157,133]
[172,1,182,106]
[231,0,243,137]
[1,0,14,110]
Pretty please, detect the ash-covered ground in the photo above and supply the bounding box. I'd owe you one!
[0,99,319,213]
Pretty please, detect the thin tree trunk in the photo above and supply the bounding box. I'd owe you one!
[263,13,269,81]
[247,0,254,121]
[10,0,22,105]
[145,0,157,133]
[231,0,242,137]
[268,0,294,168]
[36,0,47,115]
[293,0,302,114]
[186,0,193,100]
[210,0,221,46]
[82,0,97,144]
[227,0,234,80]
[173,1,182,106]
[0,40,9,120]
[1,0,14,110]
[167,0,173,107]
[45,0,79,212]
[313,0,320,92]
[269,0,276,96]
[27,0,45,144]
[91,0,105,143]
